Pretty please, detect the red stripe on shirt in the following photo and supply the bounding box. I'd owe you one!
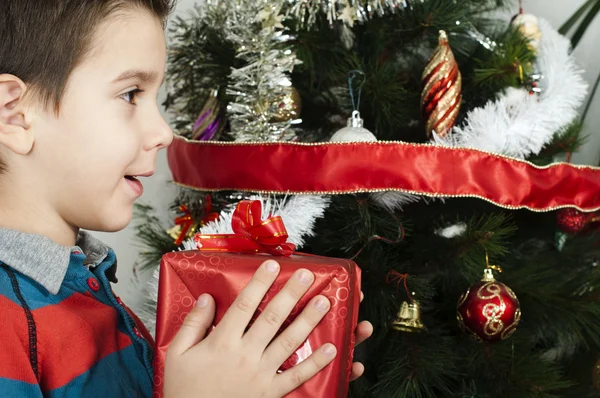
[33,291,133,391]
[0,294,39,384]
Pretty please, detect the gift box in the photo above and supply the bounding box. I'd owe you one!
[153,201,362,397]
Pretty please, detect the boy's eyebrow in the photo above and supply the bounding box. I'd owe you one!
[113,69,165,85]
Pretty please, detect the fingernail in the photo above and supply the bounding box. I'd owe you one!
[196,294,209,308]
[265,260,280,273]
[314,297,330,312]
[297,270,313,286]
[323,344,336,357]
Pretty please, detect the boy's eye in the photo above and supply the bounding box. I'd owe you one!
[119,88,143,105]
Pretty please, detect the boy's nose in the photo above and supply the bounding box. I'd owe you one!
[145,112,174,151]
[158,120,174,149]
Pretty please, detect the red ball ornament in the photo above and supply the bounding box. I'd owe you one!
[457,269,521,342]
[556,208,600,234]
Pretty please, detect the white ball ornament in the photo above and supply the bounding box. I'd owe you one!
[330,111,377,142]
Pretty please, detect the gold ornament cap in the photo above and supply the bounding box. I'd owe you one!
[392,301,427,332]
[438,30,448,43]
[481,253,502,282]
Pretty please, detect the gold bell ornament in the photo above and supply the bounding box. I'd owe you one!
[392,300,427,333]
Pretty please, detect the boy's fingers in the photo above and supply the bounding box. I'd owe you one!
[244,269,314,349]
[274,343,337,396]
[216,260,280,339]
[355,321,373,346]
[350,362,365,381]
[168,294,215,355]
[263,295,330,368]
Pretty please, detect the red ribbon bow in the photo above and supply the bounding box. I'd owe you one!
[174,205,194,246]
[193,200,296,256]
[202,194,220,224]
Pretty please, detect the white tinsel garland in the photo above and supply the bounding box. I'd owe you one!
[435,19,588,159]
[135,194,331,336]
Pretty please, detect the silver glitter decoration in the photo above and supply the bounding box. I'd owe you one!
[284,0,409,29]
[224,0,301,141]
[458,21,498,51]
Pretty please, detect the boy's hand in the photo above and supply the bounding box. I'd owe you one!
[164,260,337,398]
[351,292,373,381]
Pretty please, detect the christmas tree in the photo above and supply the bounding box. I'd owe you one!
[134,0,600,396]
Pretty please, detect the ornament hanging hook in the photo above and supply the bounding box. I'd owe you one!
[348,70,366,114]
[485,251,503,273]
[385,271,414,303]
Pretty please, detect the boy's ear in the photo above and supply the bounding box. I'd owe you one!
[0,74,34,155]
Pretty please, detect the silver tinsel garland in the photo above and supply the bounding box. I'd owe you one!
[224,0,300,141]
[285,0,409,29]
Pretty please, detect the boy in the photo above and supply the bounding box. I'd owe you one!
[0,1,372,397]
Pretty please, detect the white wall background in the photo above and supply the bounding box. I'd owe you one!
[101,0,600,309]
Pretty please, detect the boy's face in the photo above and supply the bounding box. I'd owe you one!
[27,10,173,233]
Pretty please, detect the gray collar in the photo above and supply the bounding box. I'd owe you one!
[0,228,117,295]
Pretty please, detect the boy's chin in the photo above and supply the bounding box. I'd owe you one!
[83,210,133,233]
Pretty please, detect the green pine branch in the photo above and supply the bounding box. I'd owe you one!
[132,204,178,270]
[528,122,587,165]
[472,28,537,94]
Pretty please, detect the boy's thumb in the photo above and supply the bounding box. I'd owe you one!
[168,294,215,355]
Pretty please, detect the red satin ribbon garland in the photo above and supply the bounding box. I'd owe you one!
[193,200,296,256]
[168,138,600,212]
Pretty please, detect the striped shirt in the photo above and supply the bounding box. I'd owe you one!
[0,228,154,397]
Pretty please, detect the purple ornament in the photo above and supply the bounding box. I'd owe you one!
[191,90,225,141]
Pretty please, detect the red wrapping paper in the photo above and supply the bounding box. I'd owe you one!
[153,251,362,397]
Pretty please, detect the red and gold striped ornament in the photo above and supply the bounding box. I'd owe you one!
[421,30,462,139]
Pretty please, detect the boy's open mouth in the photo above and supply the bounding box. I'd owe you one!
[124,175,144,197]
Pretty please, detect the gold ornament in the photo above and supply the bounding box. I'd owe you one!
[271,86,302,123]
[593,358,600,390]
[166,223,198,244]
[421,30,462,139]
[512,13,542,51]
[167,225,182,241]
[392,301,427,333]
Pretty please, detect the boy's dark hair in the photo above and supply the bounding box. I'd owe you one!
[0,0,175,172]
